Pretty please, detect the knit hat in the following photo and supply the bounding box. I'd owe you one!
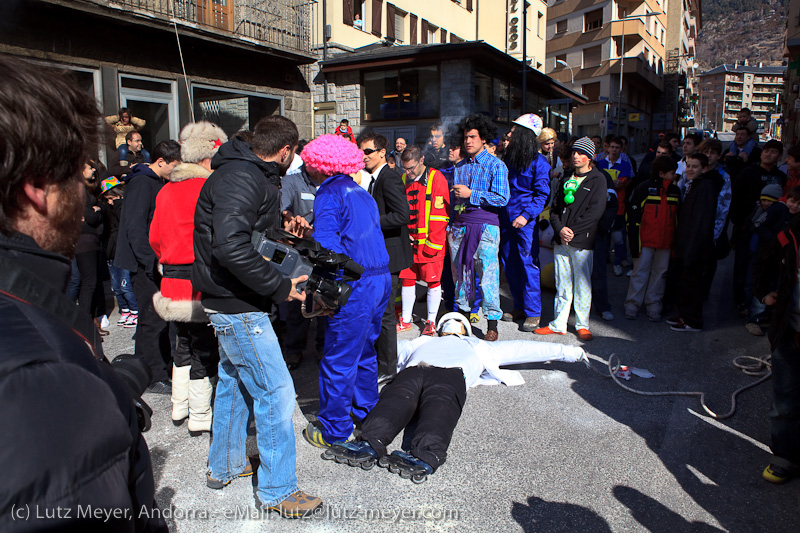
[179,121,228,164]
[537,127,557,143]
[761,183,782,202]
[512,114,543,136]
[302,134,365,176]
[572,137,596,159]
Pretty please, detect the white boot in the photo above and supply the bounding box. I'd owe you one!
[187,377,213,435]
[171,364,191,424]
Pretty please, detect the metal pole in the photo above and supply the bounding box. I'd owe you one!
[617,13,625,137]
[522,0,527,113]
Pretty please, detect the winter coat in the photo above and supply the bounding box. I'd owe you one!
[192,136,292,314]
[105,114,146,148]
[754,215,800,349]
[674,172,718,264]
[0,231,166,533]
[549,166,608,250]
[730,164,787,228]
[370,164,412,274]
[75,188,103,255]
[99,195,124,261]
[114,164,165,276]
[627,177,681,255]
[280,166,318,223]
[149,162,210,323]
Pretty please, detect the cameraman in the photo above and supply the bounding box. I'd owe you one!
[191,117,321,518]
[0,56,165,531]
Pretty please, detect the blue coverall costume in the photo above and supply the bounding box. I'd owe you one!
[500,155,550,318]
[313,174,392,443]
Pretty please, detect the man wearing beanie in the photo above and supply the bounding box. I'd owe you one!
[536,137,607,341]
[149,121,225,435]
[730,139,786,315]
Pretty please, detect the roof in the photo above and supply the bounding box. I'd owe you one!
[321,41,587,104]
[699,64,786,77]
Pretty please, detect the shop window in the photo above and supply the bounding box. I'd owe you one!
[493,78,510,123]
[362,66,439,121]
[475,72,492,117]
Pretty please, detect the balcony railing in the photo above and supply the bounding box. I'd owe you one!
[96,0,311,53]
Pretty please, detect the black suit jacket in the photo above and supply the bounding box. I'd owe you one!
[370,165,412,273]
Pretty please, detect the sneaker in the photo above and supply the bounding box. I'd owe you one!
[670,320,702,332]
[266,490,323,518]
[117,311,130,326]
[534,326,566,336]
[206,458,255,489]
[576,328,593,341]
[613,265,623,276]
[763,463,793,484]
[665,315,682,326]
[420,320,436,336]
[396,320,413,333]
[626,269,633,277]
[100,315,110,329]
[647,313,662,322]
[624,309,637,320]
[123,313,138,328]
[303,422,332,448]
[469,312,480,323]
[520,316,540,332]
[502,310,525,322]
[146,380,172,395]
[601,311,614,321]
[284,352,302,370]
[745,322,765,336]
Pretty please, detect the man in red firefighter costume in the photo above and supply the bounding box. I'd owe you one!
[397,146,451,336]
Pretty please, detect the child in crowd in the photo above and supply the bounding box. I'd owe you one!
[624,156,680,321]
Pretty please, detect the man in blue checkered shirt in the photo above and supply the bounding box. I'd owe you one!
[448,114,509,341]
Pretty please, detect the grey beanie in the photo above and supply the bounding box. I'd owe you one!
[572,137,596,160]
[760,183,783,202]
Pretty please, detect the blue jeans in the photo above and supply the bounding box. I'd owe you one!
[66,257,81,302]
[108,262,137,312]
[207,312,298,507]
[448,224,502,321]
[118,144,151,164]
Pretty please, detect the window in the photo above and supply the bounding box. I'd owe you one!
[362,66,440,121]
[583,45,601,67]
[582,82,601,102]
[475,72,492,117]
[538,11,544,38]
[193,85,281,138]
[395,9,405,42]
[556,19,567,34]
[584,9,602,32]
[493,78,510,123]
[427,23,438,43]
[197,0,233,31]
[554,54,567,68]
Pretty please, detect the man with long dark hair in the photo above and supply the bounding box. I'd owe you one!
[500,114,551,331]
[448,114,509,340]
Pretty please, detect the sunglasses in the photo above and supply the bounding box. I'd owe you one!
[362,148,379,155]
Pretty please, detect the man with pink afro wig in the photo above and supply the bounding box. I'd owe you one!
[299,134,393,448]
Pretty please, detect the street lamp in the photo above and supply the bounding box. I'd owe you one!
[555,59,575,85]
[612,10,663,135]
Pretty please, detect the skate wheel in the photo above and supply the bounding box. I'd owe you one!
[347,458,359,467]
[411,473,427,484]
[321,450,335,461]
[378,456,390,468]
[400,470,411,479]
[361,460,376,471]
[389,464,401,474]
[334,455,348,465]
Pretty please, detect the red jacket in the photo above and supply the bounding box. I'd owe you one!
[402,167,450,262]
[334,125,356,143]
[148,162,209,322]
[627,178,680,255]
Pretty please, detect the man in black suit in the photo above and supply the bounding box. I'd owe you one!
[358,133,411,383]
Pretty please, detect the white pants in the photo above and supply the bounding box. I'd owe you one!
[624,247,670,316]
[549,244,593,332]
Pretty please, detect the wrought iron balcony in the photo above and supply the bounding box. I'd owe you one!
[86,0,311,54]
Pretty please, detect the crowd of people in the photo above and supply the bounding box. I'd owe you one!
[2,55,800,531]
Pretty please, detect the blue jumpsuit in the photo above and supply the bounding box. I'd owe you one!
[500,156,550,318]
[312,174,392,443]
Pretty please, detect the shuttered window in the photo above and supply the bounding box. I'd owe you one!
[372,0,382,36]
[583,45,601,67]
[410,14,417,44]
[343,0,354,25]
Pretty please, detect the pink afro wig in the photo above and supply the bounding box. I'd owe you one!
[302,134,365,176]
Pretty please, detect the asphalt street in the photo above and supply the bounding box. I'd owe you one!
[102,256,800,532]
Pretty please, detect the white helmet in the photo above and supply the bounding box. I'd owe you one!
[436,312,472,337]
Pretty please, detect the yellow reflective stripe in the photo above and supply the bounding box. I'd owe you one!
[429,215,449,221]
[425,242,444,250]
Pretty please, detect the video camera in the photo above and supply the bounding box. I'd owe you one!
[252,229,364,316]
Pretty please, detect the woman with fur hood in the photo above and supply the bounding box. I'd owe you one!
[149,121,227,434]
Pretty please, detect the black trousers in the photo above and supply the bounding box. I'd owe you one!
[283,300,326,356]
[361,365,466,471]
[375,273,399,378]
[76,250,105,318]
[173,322,220,379]
[677,259,705,329]
[131,267,171,383]
[732,232,751,307]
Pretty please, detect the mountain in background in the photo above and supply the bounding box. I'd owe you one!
[695,0,787,68]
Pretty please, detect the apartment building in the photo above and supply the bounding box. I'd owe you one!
[697,62,785,137]
[0,0,316,158]
[661,0,700,132]
[545,0,677,151]
[310,0,579,142]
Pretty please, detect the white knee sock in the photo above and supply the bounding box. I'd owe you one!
[427,286,442,323]
[402,285,416,323]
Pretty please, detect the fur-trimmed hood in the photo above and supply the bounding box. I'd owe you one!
[153,291,209,323]
[169,162,211,183]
